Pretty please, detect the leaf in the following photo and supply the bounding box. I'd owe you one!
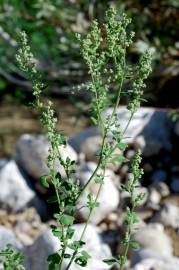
[55,172,61,181]
[110,155,128,165]
[60,214,74,226]
[81,250,91,259]
[103,258,117,265]
[117,143,127,151]
[64,253,71,259]
[95,175,104,184]
[74,251,91,267]
[50,225,62,239]
[90,116,98,125]
[68,240,85,251]
[130,241,140,250]
[66,227,75,240]
[75,256,88,267]
[40,175,49,188]
[65,204,75,214]
[53,213,61,221]
[120,184,129,193]
[47,253,61,263]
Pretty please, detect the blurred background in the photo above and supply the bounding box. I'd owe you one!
[1,1,179,269]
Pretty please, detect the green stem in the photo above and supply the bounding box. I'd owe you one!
[65,174,105,270]
[119,204,135,270]
[76,130,107,201]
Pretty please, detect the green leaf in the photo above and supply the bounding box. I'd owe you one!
[66,227,75,240]
[90,116,98,125]
[60,214,74,226]
[95,175,104,184]
[50,225,62,239]
[75,256,88,267]
[120,184,129,193]
[74,251,91,267]
[47,253,61,263]
[53,213,61,221]
[64,253,71,259]
[68,240,85,251]
[103,258,117,265]
[110,155,128,165]
[81,250,91,259]
[65,204,75,214]
[40,175,49,188]
[130,241,140,250]
[117,143,127,151]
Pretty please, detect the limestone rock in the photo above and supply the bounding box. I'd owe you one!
[14,134,78,179]
[0,160,45,214]
[75,162,120,224]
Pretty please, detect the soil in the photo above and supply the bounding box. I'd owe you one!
[0,97,89,157]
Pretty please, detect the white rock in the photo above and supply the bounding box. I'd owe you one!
[0,226,22,250]
[81,136,102,162]
[24,224,111,270]
[133,257,179,270]
[131,223,173,256]
[147,188,161,205]
[62,224,111,270]
[134,135,162,157]
[0,160,41,212]
[81,135,122,171]
[104,106,172,155]
[76,162,120,224]
[14,134,78,179]
[69,126,99,153]
[150,182,170,198]
[103,107,154,143]
[151,203,179,229]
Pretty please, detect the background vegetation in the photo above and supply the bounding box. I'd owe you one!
[0,0,179,107]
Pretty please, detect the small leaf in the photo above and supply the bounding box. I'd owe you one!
[40,175,49,188]
[47,253,61,263]
[110,155,128,165]
[103,258,117,265]
[120,184,129,193]
[60,214,74,226]
[75,256,88,267]
[65,204,75,214]
[81,250,91,259]
[91,116,98,125]
[64,253,71,259]
[74,251,91,267]
[68,240,85,250]
[117,143,127,151]
[53,213,61,221]
[66,227,75,240]
[130,241,140,250]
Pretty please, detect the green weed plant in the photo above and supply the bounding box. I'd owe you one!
[0,7,152,270]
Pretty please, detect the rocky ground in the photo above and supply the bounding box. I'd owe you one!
[0,106,179,270]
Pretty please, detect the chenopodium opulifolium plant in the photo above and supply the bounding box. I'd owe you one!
[14,6,152,270]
